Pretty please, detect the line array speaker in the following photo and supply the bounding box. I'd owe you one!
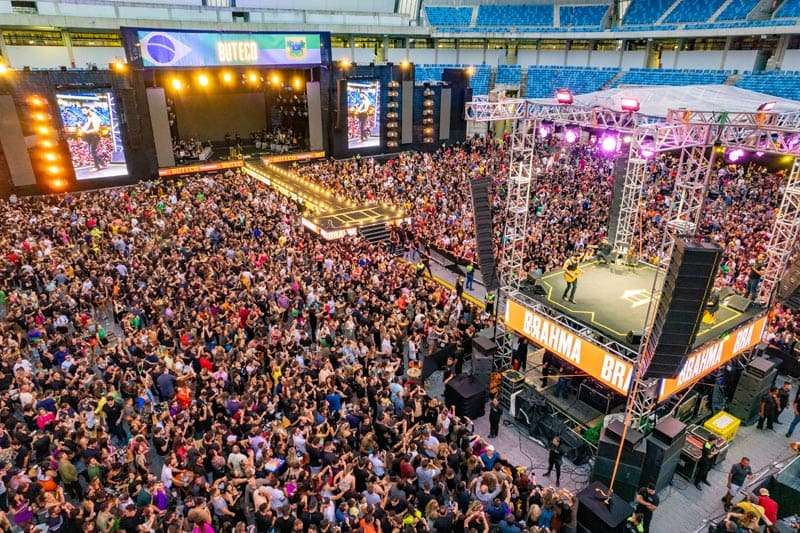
[469,177,498,292]
[643,239,722,379]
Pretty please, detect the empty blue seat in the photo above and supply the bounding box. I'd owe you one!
[526,66,618,98]
[623,0,675,25]
[476,4,553,26]
[716,0,759,21]
[613,68,729,87]
[737,71,800,100]
[664,0,727,23]
[775,0,800,18]
[424,6,473,27]
[560,4,609,27]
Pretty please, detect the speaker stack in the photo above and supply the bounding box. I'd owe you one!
[640,416,686,493]
[444,374,487,419]
[643,239,722,379]
[728,357,777,425]
[469,177,498,292]
[591,420,647,502]
[577,481,634,533]
[471,335,497,386]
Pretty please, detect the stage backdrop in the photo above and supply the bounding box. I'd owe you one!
[172,92,267,143]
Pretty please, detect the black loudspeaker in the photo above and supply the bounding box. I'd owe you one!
[592,421,647,502]
[641,418,686,494]
[726,295,752,312]
[643,239,722,379]
[626,330,643,346]
[469,177,498,292]
[577,481,634,533]
[728,357,777,425]
[607,156,629,246]
[444,374,487,419]
[472,336,497,359]
[471,354,493,386]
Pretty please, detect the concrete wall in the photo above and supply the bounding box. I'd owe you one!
[72,46,124,68]
[782,49,800,71]
[5,46,71,68]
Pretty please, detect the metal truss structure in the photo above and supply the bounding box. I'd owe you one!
[465,96,800,421]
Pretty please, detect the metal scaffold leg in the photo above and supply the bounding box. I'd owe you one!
[759,157,800,304]
[612,151,647,256]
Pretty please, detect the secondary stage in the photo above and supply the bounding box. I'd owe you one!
[522,261,763,351]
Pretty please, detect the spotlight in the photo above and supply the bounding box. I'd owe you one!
[755,151,765,157]
[111,61,126,73]
[170,78,183,91]
[0,63,8,75]
[50,178,66,190]
[600,134,618,153]
[623,134,633,144]
[29,96,45,107]
[33,112,48,122]
[400,60,410,70]
[757,101,776,112]
[465,66,475,77]
[339,58,352,69]
[43,152,58,162]
[727,148,745,163]
[564,128,578,144]
[36,125,50,135]
[555,88,573,105]
[270,73,281,86]
[292,77,303,91]
[538,123,551,139]
[40,139,54,148]
[247,72,259,84]
[46,165,61,175]
[197,73,210,87]
[639,136,656,159]
[222,71,233,84]
[620,97,640,113]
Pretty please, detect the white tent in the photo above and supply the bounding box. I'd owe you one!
[530,85,800,118]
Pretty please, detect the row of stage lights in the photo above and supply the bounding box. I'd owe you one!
[27,95,65,190]
[165,71,305,92]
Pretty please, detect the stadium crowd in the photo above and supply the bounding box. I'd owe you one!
[0,170,583,532]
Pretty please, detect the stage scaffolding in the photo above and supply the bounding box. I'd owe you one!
[464,96,800,421]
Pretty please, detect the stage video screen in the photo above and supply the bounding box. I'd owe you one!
[56,91,128,180]
[347,80,380,149]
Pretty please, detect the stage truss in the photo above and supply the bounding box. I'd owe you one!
[466,98,800,422]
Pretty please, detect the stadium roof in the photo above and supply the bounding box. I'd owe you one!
[535,85,800,118]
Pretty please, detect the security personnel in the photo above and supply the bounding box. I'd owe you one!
[695,440,715,490]
[485,291,495,315]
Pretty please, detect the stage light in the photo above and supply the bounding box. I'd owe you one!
[112,61,127,73]
[247,72,259,84]
[538,124,550,139]
[400,60,410,70]
[726,148,745,163]
[292,77,303,91]
[756,151,765,157]
[46,165,61,175]
[170,78,183,91]
[620,96,640,113]
[465,66,475,77]
[639,136,656,159]
[600,134,618,153]
[758,101,776,112]
[40,139,53,148]
[50,178,66,190]
[29,96,45,107]
[222,71,233,84]
[623,134,632,144]
[339,58,352,69]
[555,88,573,105]
[36,125,50,135]
[782,155,794,164]
[270,73,281,86]
[197,74,210,87]
[43,152,58,162]
[564,128,578,144]
[33,112,48,122]
[0,63,8,76]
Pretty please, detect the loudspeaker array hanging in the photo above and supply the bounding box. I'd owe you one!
[386,80,400,148]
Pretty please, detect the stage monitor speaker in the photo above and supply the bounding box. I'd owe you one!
[469,177,498,292]
[640,434,684,493]
[472,336,497,358]
[717,286,736,303]
[643,239,722,379]
[444,374,487,419]
[471,353,492,386]
[652,416,687,447]
[728,357,777,424]
[726,295,752,312]
[577,482,634,533]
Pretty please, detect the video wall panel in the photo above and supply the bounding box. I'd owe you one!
[346,80,380,149]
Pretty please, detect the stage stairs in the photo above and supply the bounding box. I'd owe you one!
[359,222,391,243]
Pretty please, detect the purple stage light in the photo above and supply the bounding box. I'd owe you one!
[756,151,765,157]
[600,134,618,153]
[727,148,745,163]
[565,129,578,144]
[539,124,550,139]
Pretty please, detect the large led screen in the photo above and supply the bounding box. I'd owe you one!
[56,91,128,180]
[347,80,380,149]
[137,30,322,68]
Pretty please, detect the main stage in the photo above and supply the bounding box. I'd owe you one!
[523,261,762,351]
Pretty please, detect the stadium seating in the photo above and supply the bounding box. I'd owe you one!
[495,65,522,87]
[476,4,553,27]
[736,70,800,100]
[613,68,729,87]
[664,0,727,23]
[526,66,618,98]
[424,6,473,27]
[715,0,759,21]
[560,4,609,27]
[623,0,675,25]
[775,0,800,18]
[469,64,491,94]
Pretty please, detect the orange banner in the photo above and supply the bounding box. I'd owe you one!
[158,160,243,177]
[505,299,634,395]
[263,151,325,164]
[658,315,767,401]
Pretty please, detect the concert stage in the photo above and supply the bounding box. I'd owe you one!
[524,261,762,351]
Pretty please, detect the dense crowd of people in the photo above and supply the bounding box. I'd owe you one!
[0,170,585,532]
[173,138,212,163]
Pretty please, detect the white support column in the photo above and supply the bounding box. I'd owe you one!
[612,140,648,255]
[759,157,800,304]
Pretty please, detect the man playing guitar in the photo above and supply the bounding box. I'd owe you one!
[562,250,588,303]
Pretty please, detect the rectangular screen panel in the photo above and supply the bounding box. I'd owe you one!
[347,80,380,149]
[137,30,322,68]
[56,91,129,180]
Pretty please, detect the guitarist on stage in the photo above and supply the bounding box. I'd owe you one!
[80,106,104,171]
[561,251,587,303]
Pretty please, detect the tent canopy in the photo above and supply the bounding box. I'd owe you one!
[530,85,800,118]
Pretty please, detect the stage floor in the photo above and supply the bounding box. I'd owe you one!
[524,261,762,350]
